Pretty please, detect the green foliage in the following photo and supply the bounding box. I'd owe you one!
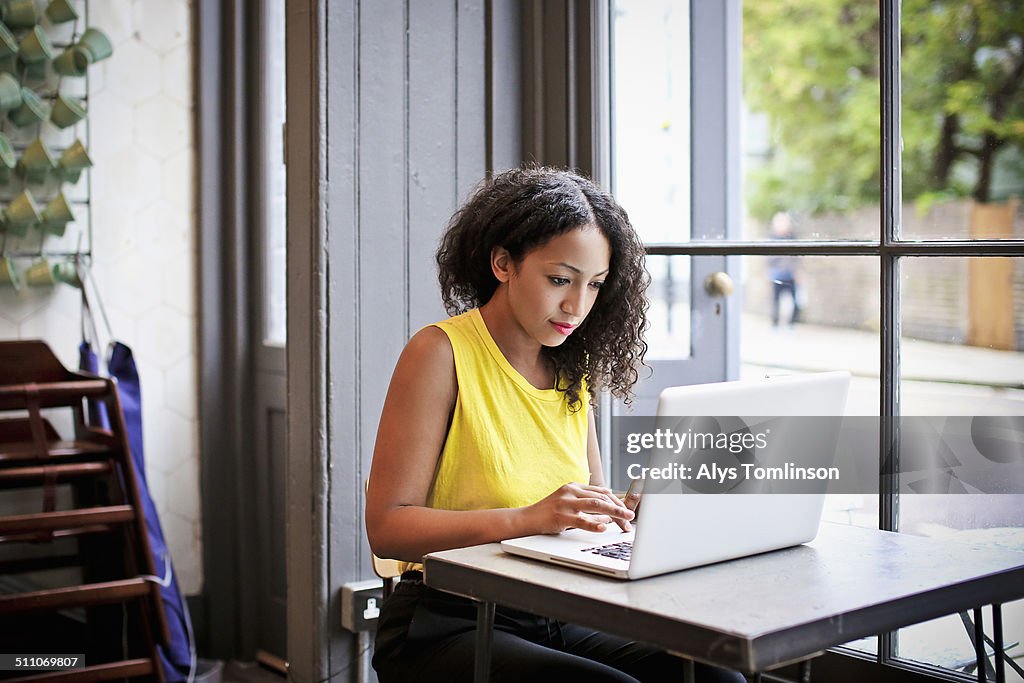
[743,0,1024,219]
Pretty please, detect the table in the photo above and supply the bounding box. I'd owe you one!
[423,522,1024,682]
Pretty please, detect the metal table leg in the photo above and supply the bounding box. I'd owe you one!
[798,659,812,682]
[994,603,1005,683]
[475,600,495,683]
[682,658,696,683]
[974,607,986,683]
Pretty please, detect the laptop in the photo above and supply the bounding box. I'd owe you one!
[500,371,851,579]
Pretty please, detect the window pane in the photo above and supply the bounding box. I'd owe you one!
[739,254,881,532]
[264,0,287,345]
[740,255,880,416]
[612,0,691,244]
[900,2,1024,240]
[741,1,880,241]
[897,256,1024,678]
[901,257,1024,404]
[644,255,691,360]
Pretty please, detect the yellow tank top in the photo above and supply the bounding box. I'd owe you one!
[400,308,590,572]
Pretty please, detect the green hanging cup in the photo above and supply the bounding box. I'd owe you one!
[58,139,93,183]
[76,28,113,64]
[42,193,74,236]
[53,47,88,77]
[8,88,49,127]
[0,22,17,59]
[51,93,86,129]
[19,26,54,64]
[25,258,55,287]
[0,55,17,76]
[0,254,19,290]
[45,0,79,24]
[23,60,46,82]
[4,190,41,237]
[0,73,21,112]
[17,138,56,184]
[52,260,81,287]
[2,0,37,29]
[0,133,14,184]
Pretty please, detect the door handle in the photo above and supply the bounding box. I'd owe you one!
[704,271,734,297]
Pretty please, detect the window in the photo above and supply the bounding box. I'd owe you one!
[610,0,1023,677]
[261,0,287,346]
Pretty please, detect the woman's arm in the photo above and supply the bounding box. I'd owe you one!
[586,410,633,530]
[366,327,634,562]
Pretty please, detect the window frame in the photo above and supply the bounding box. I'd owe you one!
[603,0,1024,677]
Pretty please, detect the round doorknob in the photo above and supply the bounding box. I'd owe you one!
[704,271,734,297]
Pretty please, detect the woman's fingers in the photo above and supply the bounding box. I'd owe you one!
[574,512,614,532]
[576,486,633,517]
[571,485,633,531]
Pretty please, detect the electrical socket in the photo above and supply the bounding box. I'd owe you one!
[340,579,384,632]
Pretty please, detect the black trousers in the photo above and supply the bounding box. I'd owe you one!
[373,572,746,683]
[771,278,801,326]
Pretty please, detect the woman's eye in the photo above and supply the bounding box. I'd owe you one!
[549,277,570,286]
[589,281,604,290]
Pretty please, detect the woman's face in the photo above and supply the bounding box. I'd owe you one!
[500,225,611,347]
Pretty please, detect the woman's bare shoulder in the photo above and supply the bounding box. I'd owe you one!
[390,325,456,400]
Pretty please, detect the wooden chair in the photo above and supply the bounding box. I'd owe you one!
[365,479,402,599]
[0,340,169,682]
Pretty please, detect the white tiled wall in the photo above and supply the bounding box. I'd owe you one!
[0,0,201,594]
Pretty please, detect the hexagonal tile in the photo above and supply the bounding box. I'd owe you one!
[91,200,137,259]
[95,147,161,214]
[135,1,189,54]
[0,284,50,325]
[78,277,139,345]
[147,472,169,518]
[138,305,193,366]
[166,456,199,528]
[160,249,194,316]
[99,252,163,317]
[105,41,161,102]
[88,93,134,157]
[18,304,80,363]
[89,0,136,47]
[134,199,189,258]
[141,396,191,472]
[161,149,193,212]
[164,355,197,419]
[0,291,22,327]
[160,509,190,554]
[135,95,189,159]
[161,43,191,106]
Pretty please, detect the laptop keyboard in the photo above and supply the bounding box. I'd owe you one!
[582,541,632,562]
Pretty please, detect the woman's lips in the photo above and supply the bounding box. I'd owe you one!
[551,321,576,335]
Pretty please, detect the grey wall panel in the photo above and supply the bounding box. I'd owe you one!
[358,0,409,469]
[457,0,488,200]
[490,0,522,173]
[288,0,521,679]
[408,0,458,333]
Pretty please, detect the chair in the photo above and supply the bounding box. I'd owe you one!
[0,340,169,682]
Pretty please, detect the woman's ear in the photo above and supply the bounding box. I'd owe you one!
[491,246,514,283]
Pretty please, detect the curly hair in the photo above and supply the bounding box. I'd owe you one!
[436,166,649,411]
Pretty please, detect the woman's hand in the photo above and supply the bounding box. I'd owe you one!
[521,483,635,535]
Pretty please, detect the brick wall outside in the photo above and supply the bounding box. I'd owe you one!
[743,200,1023,351]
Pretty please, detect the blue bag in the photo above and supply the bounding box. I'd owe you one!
[80,278,195,682]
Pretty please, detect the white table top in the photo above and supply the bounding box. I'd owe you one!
[423,522,1024,672]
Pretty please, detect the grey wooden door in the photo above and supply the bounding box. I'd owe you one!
[607,0,741,486]
[251,0,288,661]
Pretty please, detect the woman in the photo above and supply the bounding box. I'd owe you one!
[366,166,744,683]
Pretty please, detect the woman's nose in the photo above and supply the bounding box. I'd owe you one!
[562,286,587,317]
